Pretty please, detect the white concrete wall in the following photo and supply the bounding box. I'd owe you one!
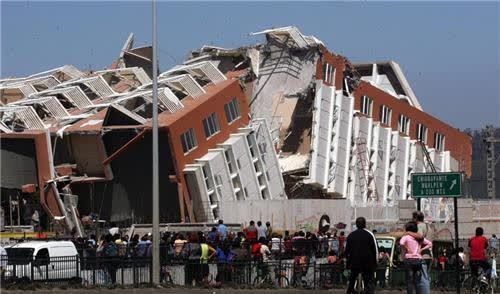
[251,118,286,199]
[184,120,287,222]
[197,150,234,202]
[220,198,500,237]
[375,126,392,205]
[220,199,352,232]
[328,92,354,198]
[395,134,410,200]
[241,127,271,199]
[349,115,378,206]
[387,131,399,202]
[222,134,261,201]
[184,164,214,222]
[308,81,336,188]
[348,116,360,204]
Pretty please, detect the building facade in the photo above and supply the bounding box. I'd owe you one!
[0,27,473,232]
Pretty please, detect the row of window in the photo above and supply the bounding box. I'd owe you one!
[181,98,241,154]
[360,96,445,151]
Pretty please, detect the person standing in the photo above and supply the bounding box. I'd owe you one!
[217,219,228,240]
[108,223,119,236]
[185,234,201,286]
[173,234,187,260]
[270,233,282,258]
[208,227,219,244]
[103,234,119,285]
[344,217,378,294]
[243,221,258,242]
[256,221,267,240]
[488,234,498,255]
[265,221,273,239]
[199,236,216,284]
[400,221,432,294]
[376,247,389,288]
[415,211,433,269]
[338,231,346,255]
[469,227,490,278]
[329,231,340,254]
[458,247,466,268]
[436,250,448,288]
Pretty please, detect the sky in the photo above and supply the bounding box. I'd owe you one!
[1,1,499,130]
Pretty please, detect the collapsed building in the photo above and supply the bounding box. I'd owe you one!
[0,27,471,234]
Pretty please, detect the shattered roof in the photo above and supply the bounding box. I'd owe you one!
[251,26,324,49]
[0,105,46,130]
[353,61,422,110]
[160,61,227,84]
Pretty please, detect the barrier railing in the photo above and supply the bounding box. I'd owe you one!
[1,255,498,290]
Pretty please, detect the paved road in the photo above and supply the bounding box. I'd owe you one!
[3,287,463,294]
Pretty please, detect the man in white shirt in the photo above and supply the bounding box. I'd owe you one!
[270,234,282,257]
[109,223,119,236]
[260,239,271,262]
[257,221,267,240]
[489,234,498,255]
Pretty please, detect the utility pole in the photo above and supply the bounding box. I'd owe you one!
[151,0,160,285]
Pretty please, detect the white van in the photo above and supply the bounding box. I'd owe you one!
[4,241,80,282]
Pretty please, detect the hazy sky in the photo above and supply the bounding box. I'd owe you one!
[1,1,499,129]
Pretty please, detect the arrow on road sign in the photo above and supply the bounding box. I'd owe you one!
[449,179,456,190]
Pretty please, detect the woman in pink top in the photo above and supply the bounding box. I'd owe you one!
[400,221,432,294]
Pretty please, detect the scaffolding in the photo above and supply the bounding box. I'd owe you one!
[355,137,379,204]
[484,125,499,199]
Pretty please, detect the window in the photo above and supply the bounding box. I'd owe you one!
[361,95,373,117]
[323,62,335,84]
[434,132,445,151]
[202,112,220,138]
[225,150,235,174]
[34,248,49,266]
[202,164,212,190]
[247,136,256,158]
[180,128,197,153]
[380,105,392,126]
[224,98,241,123]
[417,124,428,144]
[398,115,410,135]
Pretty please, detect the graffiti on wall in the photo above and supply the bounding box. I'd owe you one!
[295,215,318,232]
[295,214,335,233]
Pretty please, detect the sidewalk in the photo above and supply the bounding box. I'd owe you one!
[2,287,462,293]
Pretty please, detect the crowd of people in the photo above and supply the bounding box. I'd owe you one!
[70,219,350,286]
[47,216,499,291]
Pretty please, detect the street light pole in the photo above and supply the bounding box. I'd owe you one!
[151,0,160,285]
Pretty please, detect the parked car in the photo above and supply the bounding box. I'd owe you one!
[3,240,80,282]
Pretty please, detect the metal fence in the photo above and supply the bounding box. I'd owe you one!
[1,255,499,290]
[1,256,153,287]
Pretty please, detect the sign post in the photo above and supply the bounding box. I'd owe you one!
[411,172,463,294]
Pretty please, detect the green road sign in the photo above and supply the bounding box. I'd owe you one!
[411,172,462,198]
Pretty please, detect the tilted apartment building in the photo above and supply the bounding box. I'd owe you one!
[0,27,471,233]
